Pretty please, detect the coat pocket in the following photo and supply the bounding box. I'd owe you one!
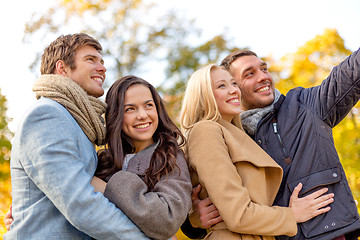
[287,166,358,238]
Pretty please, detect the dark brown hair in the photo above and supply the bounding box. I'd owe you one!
[220,50,257,70]
[41,33,102,74]
[95,75,185,190]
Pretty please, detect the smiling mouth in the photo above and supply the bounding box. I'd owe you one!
[256,86,270,93]
[92,77,103,84]
[135,123,150,129]
[227,98,240,103]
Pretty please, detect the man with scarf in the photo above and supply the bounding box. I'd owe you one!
[4,33,148,240]
[182,49,360,240]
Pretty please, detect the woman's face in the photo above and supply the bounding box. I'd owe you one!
[211,68,242,122]
[122,84,159,152]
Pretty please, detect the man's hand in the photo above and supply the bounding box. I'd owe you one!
[189,184,223,228]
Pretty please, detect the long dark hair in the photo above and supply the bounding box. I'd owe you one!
[95,75,185,190]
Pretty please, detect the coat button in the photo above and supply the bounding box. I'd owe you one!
[332,222,336,226]
[257,140,262,144]
[333,173,338,177]
[325,225,329,229]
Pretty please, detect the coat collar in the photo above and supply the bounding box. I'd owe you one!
[126,141,159,175]
[217,118,282,170]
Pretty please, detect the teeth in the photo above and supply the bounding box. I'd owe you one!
[135,123,150,129]
[228,99,239,103]
[257,86,269,93]
[93,77,103,83]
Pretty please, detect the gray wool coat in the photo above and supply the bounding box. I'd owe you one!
[104,143,192,240]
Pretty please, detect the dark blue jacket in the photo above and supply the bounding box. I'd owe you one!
[181,48,360,240]
[256,49,360,240]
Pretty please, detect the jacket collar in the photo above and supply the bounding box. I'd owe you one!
[274,94,285,112]
[126,141,159,175]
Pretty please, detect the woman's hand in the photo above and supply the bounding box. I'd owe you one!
[91,176,107,193]
[290,183,334,223]
[4,205,13,231]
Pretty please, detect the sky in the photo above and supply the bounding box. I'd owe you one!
[1,0,360,133]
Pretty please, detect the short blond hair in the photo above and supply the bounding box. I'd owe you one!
[180,64,241,136]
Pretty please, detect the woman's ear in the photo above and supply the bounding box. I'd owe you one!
[55,60,68,76]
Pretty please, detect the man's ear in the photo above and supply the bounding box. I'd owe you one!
[55,60,68,76]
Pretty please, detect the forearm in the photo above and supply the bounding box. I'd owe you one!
[105,169,191,240]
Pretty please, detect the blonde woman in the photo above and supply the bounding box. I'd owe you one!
[180,64,334,240]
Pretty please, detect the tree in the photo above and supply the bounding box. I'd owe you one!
[0,89,13,237]
[270,28,360,212]
[160,34,243,122]
[23,0,201,88]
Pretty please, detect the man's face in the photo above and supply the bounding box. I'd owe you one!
[229,55,275,110]
[63,45,106,98]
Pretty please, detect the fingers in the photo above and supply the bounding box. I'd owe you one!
[206,216,223,228]
[198,197,214,209]
[5,218,12,231]
[4,210,13,231]
[314,193,334,208]
[307,187,329,199]
[200,208,222,228]
[289,183,302,205]
[191,184,202,202]
[316,206,331,215]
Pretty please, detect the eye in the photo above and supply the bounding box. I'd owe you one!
[231,81,238,86]
[245,72,254,78]
[145,102,154,108]
[262,67,268,72]
[87,57,94,62]
[217,84,225,89]
[124,107,134,112]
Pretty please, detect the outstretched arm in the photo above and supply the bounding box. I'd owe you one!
[302,48,360,127]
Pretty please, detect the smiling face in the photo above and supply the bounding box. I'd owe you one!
[62,45,106,98]
[211,68,242,122]
[122,84,159,152]
[229,55,275,110]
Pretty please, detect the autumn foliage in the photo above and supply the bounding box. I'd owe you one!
[0,1,359,238]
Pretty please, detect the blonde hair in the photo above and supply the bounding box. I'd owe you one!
[180,64,241,136]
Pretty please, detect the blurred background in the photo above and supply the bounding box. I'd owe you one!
[1,0,359,239]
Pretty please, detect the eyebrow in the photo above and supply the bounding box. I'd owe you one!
[83,54,104,64]
[124,99,154,107]
[242,61,267,74]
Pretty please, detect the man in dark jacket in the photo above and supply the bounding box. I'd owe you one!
[182,49,360,240]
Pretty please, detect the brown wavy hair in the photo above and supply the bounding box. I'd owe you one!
[95,75,185,190]
[41,33,102,74]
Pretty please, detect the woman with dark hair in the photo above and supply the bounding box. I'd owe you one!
[91,75,192,240]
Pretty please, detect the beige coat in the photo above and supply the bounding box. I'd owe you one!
[187,119,297,240]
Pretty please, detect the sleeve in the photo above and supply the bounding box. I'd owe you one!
[301,48,360,127]
[104,152,192,240]
[187,121,297,236]
[19,103,148,240]
[180,216,208,239]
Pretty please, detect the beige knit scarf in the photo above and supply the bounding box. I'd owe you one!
[32,74,107,146]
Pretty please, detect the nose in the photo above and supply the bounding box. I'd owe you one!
[136,108,147,120]
[97,62,106,73]
[229,85,238,94]
[257,70,268,82]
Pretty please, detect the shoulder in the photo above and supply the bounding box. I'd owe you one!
[17,98,82,139]
[190,120,222,135]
